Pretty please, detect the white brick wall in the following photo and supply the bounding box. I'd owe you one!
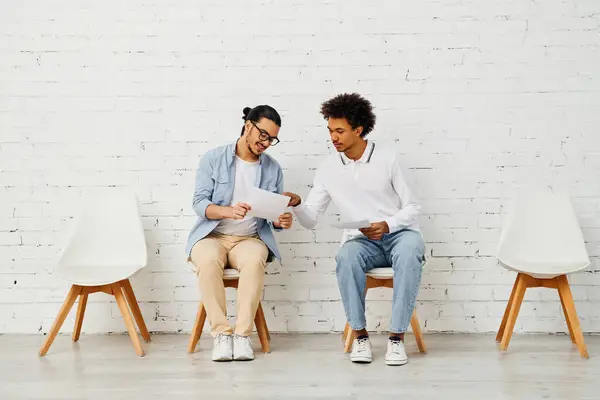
[1,0,600,334]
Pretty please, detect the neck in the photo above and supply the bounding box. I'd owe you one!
[236,138,259,162]
[344,139,368,161]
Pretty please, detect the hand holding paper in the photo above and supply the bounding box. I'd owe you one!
[275,212,293,229]
[224,202,252,220]
[359,221,390,241]
[244,186,291,222]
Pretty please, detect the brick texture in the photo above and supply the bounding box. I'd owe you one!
[1,0,600,334]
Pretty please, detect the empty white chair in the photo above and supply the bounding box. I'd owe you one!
[39,188,151,357]
[496,189,590,358]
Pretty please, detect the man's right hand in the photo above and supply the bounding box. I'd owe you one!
[224,202,251,219]
[282,192,302,207]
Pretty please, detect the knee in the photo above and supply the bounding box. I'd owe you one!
[336,242,366,275]
[391,247,424,271]
[196,256,226,277]
[236,256,266,275]
[191,240,226,276]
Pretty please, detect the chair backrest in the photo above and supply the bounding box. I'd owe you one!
[58,187,147,268]
[497,188,590,273]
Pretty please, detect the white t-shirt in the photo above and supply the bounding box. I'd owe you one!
[214,156,259,236]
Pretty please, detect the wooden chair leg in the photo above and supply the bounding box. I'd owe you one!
[410,311,427,354]
[72,293,88,342]
[344,326,354,353]
[558,285,576,344]
[265,316,271,341]
[557,275,589,359]
[496,275,520,342]
[499,273,527,351]
[188,303,206,353]
[254,303,270,353]
[256,302,271,341]
[112,283,145,357]
[120,279,151,343]
[39,285,82,356]
[342,322,350,342]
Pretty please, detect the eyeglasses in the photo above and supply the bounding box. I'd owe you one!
[250,121,280,146]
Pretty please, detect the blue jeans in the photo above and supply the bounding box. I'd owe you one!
[336,229,425,333]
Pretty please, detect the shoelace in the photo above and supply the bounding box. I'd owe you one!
[389,340,404,354]
[355,338,369,353]
[214,335,230,349]
[234,334,251,346]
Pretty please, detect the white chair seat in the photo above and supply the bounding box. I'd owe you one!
[187,260,242,280]
[498,259,589,279]
[55,263,145,286]
[187,258,272,280]
[366,258,427,280]
[223,268,240,280]
[366,267,394,279]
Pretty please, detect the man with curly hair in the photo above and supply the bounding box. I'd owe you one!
[284,93,425,366]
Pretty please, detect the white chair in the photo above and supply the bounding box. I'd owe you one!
[187,260,271,354]
[496,189,590,358]
[39,188,151,357]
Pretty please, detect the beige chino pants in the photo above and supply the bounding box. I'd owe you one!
[190,233,268,337]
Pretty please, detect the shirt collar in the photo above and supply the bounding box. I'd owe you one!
[228,141,264,165]
[340,140,375,165]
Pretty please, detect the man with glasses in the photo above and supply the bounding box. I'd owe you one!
[186,105,291,362]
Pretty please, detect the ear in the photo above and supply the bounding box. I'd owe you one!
[243,121,252,135]
[354,126,364,137]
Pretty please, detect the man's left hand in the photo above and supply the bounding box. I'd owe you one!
[359,221,389,240]
[273,212,293,229]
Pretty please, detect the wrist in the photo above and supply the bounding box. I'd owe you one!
[383,218,396,234]
[220,205,232,219]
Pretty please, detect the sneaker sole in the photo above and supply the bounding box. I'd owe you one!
[233,356,255,361]
[385,358,408,366]
[212,357,233,362]
[350,356,372,363]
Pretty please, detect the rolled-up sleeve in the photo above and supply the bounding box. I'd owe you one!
[192,153,215,220]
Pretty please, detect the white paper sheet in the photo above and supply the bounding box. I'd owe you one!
[330,220,371,229]
[244,186,290,221]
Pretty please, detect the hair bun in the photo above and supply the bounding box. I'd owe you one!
[242,107,252,120]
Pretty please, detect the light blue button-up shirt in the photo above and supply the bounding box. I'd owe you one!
[185,142,284,262]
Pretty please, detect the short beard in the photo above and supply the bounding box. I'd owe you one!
[335,144,348,153]
[245,134,259,156]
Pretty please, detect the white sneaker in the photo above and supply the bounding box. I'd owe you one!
[212,334,233,362]
[233,334,255,361]
[385,339,408,366]
[350,336,372,363]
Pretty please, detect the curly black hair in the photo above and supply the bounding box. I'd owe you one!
[320,93,376,137]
